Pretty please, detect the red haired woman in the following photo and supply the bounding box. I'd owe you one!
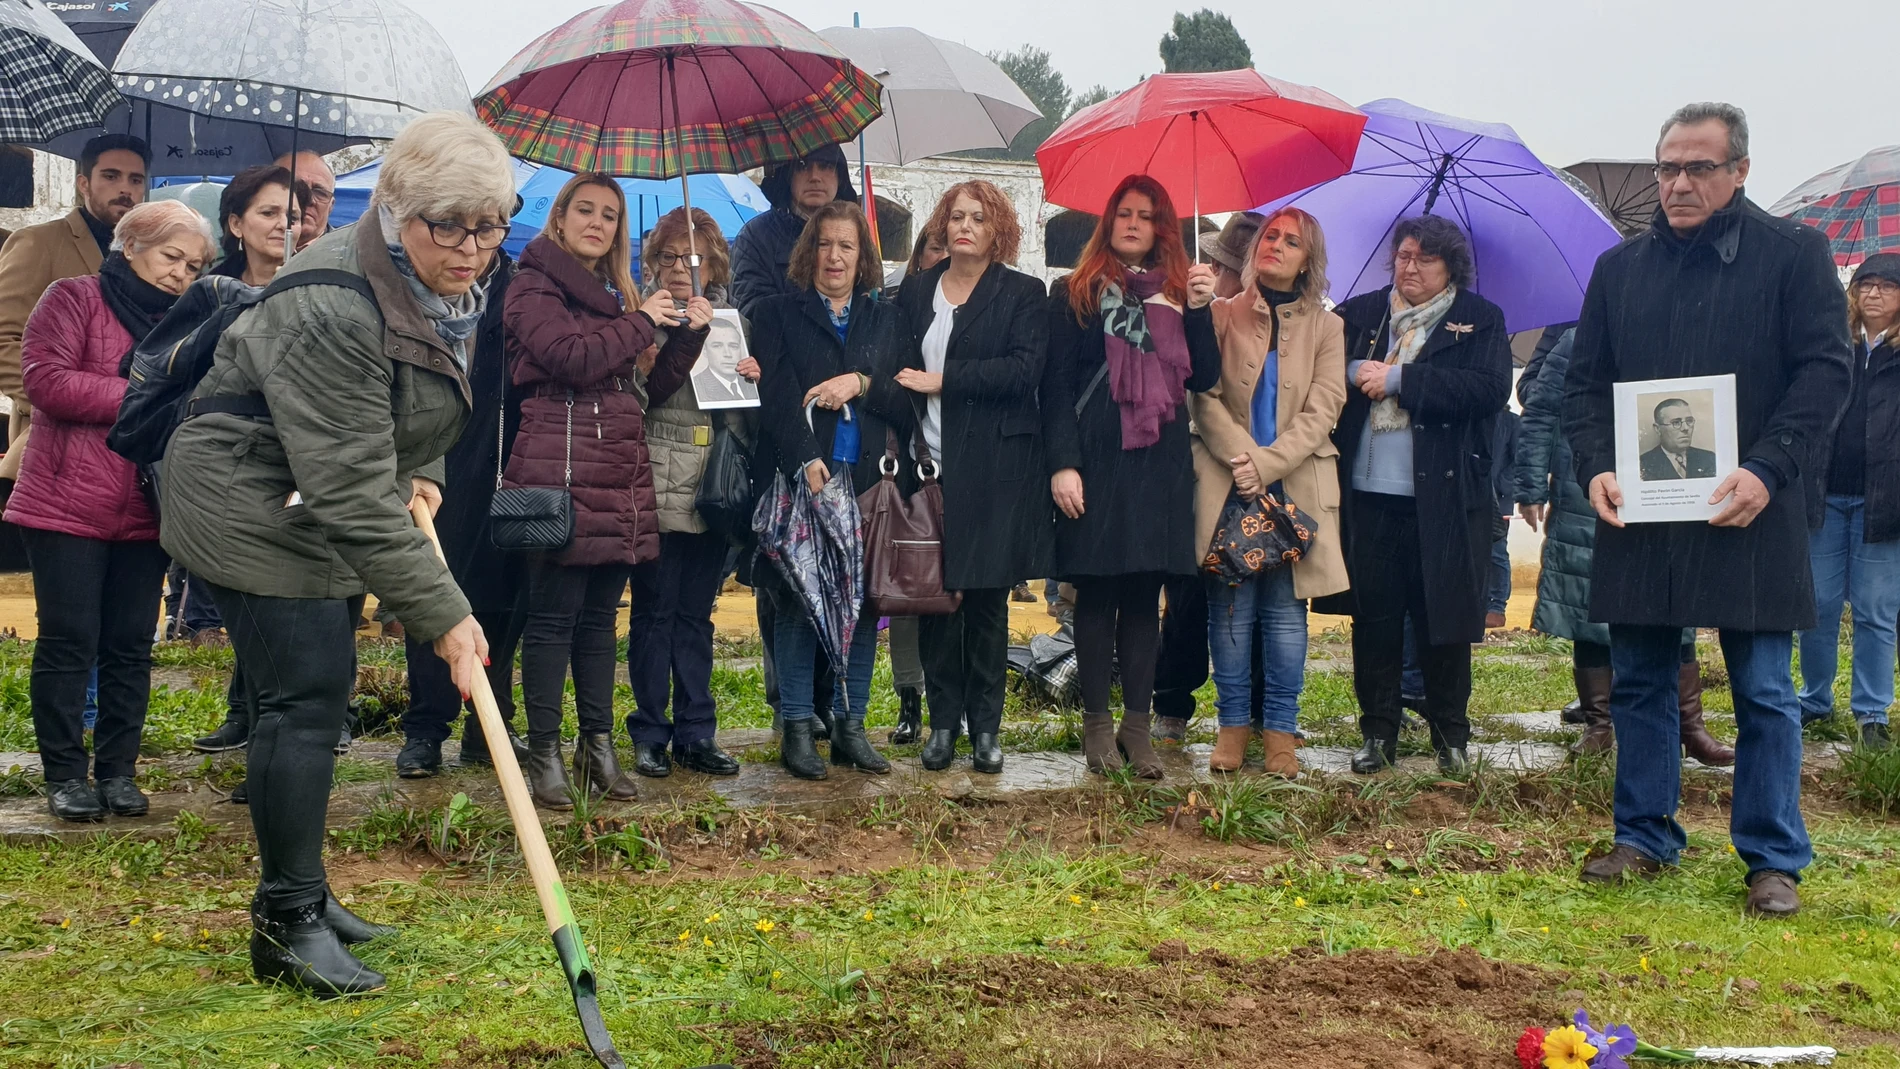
[1040,175,1218,778]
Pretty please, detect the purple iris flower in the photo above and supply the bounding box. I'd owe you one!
[1573,1009,1639,1069]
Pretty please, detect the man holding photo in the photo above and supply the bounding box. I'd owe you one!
[1563,102,1850,917]
[1638,398,1718,481]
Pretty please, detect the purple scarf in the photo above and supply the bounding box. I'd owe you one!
[1100,267,1190,450]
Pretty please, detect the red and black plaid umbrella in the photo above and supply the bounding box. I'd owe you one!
[1769,144,1900,268]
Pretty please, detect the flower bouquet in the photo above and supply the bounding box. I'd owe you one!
[1518,1010,1837,1067]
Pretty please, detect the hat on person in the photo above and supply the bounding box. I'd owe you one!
[1199,211,1265,274]
[759,142,859,210]
[1851,252,1900,289]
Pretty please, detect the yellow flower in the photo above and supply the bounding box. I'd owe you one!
[1069,895,1082,905]
[703,936,713,947]
[1639,955,1651,973]
[1384,840,1395,850]
[771,970,782,980]
[1728,844,1737,854]
[1543,1025,1598,1069]
[1281,879,1292,887]
[151,932,163,943]
[1540,926,1550,933]
[1411,887,1423,897]
[128,915,142,927]
[1211,882,1223,892]
[59,919,70,930]
[861,910,874,922]
[1090,905,1100,914]
[199,928,210,940]
[705,913,721,923]
[677,930,692,942]
[1293,897,1306,908]
[1458,896,1468,908]
[755,919,775,933]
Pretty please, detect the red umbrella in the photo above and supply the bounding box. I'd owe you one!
[477,0,882,291]
[1035,69,1365,249]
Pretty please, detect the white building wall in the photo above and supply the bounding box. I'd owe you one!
[0,151,76,233]
[865,157,1063,282]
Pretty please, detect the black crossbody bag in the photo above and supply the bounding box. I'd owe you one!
[487,375,575,551]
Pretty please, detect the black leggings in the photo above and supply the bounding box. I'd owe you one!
[22,529,167,783]
[520,556,629,744]
[209,585,362,914]
[1072,573,1165,717]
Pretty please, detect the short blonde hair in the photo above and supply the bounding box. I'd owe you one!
[113,200,215,260]
[372,111,515,226]
[1240,207,1330,307]
[642,207,730,290]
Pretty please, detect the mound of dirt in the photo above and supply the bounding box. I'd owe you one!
[863,944,1563,1069]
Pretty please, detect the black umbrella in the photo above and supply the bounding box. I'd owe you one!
[48,0,157,65]
[0,0,119,144]
[1563,159,1659,237]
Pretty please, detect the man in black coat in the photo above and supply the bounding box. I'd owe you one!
[728,144,858,319]
[1637,397,1718,480]
[1563,102,1851,917]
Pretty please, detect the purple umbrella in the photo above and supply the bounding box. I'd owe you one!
[1258,98,1621,334]
[750,405,865,675]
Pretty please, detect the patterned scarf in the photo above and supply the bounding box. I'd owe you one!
[380,206,487,369]
[1100,267,1190,450]
[1369,283,1458,433]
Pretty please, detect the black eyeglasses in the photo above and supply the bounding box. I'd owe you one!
[1654,158,1737,182]
[421,216,511,250]
[655,250,693,268]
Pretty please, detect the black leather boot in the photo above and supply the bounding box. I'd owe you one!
[47,779,104,823]
[95,777,148,816]
[251,888,397,946]
[633,742,672,778]
[572,732,639,801]
[395,737,442,779]
[890,687,923,745]
[459,715,531,768]
[676,738,740,776]
[830,717,890,775]
[920,724,960,771]
[251,900,385,997]
[1350,735,1396,774]
[192,718,249,753]
[526,739,574,810]
[969,733,1004,775]
[780,718,828,780]
[811,704,834,742]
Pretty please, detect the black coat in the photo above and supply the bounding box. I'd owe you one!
[1818,335,1900,543]
[750,289,914,501]
[1314,285,1513,645]
[1563,194,1852,631]
[1040,277,1220,579]
[729,207,806,321]
[892,260,1052,590]
[442,252,521,615]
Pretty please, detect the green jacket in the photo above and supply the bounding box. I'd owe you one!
[160,221,474,641]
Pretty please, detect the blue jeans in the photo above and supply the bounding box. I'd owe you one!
[1797,494,1900,726]
[1206,569,1306,732]
[772,589,877,723]
[83,665,98,731]
[1400,615,1423,702]
[1488,531,1511,615]
[1610,625,1810,879]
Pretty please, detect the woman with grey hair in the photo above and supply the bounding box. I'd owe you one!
[160,111,517,995]
[1316,213,1511,776]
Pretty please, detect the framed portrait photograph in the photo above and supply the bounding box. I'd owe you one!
[690,310,760,410]
[1612,373,1738,523]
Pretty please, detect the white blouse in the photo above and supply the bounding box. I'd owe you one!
[919,278,955,466]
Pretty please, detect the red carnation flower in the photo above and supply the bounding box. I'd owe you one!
[1516,1026,1548,1069]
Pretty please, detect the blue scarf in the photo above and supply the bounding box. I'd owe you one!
[380,206,486,369]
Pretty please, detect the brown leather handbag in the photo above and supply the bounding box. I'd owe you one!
[858,426,962,616]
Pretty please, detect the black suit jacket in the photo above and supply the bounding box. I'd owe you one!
[1638,444,1717,481]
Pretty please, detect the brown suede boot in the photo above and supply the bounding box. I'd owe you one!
[1081,713,1123,775]
[1209,726,1250,773]
[1116,709,1164,779]
[1261,730,1300,777]
[1678,661,1735,766]
[1571,664,1615,755]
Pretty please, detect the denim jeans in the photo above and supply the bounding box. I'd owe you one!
[1488,531,1511,615]
[1797,494,1900,726]
[772,587,877,723]
[1610,624,1810,879]
[1206,568,1306,732]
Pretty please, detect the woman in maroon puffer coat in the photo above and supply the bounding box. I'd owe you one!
[502,174,709,809]
[5,201,214,823]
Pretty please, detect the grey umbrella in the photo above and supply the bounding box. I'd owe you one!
[1563,159,1660,237]
[0,0,119,143]
[818,25,1040,165]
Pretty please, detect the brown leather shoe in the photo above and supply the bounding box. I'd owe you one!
[1580,844,1665,883]
[1678,661,1736,766]
[1209,726,1250,773]
[1744,871,1800,918]
[1261,729,1300,778]
[1571,664,1614,755]
[1115,709,1164,779]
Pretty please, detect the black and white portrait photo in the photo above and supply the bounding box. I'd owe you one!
[691,311,759,410]
[1636,391,1718,482]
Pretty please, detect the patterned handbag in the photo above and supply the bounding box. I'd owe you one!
[1202,487,1316,586]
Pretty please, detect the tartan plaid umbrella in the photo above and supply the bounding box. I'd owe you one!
[478,0,882,293]
[1769,144,1900,268]
[0,0,120,144]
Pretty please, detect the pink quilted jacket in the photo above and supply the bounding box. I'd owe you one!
[2,275,158,541]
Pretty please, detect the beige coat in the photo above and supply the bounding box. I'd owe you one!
[1191,288,1350,600]
[0,210,103,479]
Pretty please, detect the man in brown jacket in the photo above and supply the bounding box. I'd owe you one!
[0,134,149,480]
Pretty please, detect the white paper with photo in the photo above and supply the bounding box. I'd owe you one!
[1612,373,1738,523]
[690,309,760,410]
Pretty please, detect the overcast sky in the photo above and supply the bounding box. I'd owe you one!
[411,0,1895,206]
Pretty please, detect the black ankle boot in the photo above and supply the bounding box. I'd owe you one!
[633,742,672,778]
[1350,735,1396,774]
[526,739,574,810]
[891,687,923,745]
[572,732,639,801]
[969,732,1003,775]
[459,715,531,768]
[192,718,250,754]
[395,737,441,779]
[251,888,397,946]
[251,900,385,997]
[780,718,828,780]
[920,726,959,771]
[47,779,104,823]
[811,705,834,742]
[830,717,890,775]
